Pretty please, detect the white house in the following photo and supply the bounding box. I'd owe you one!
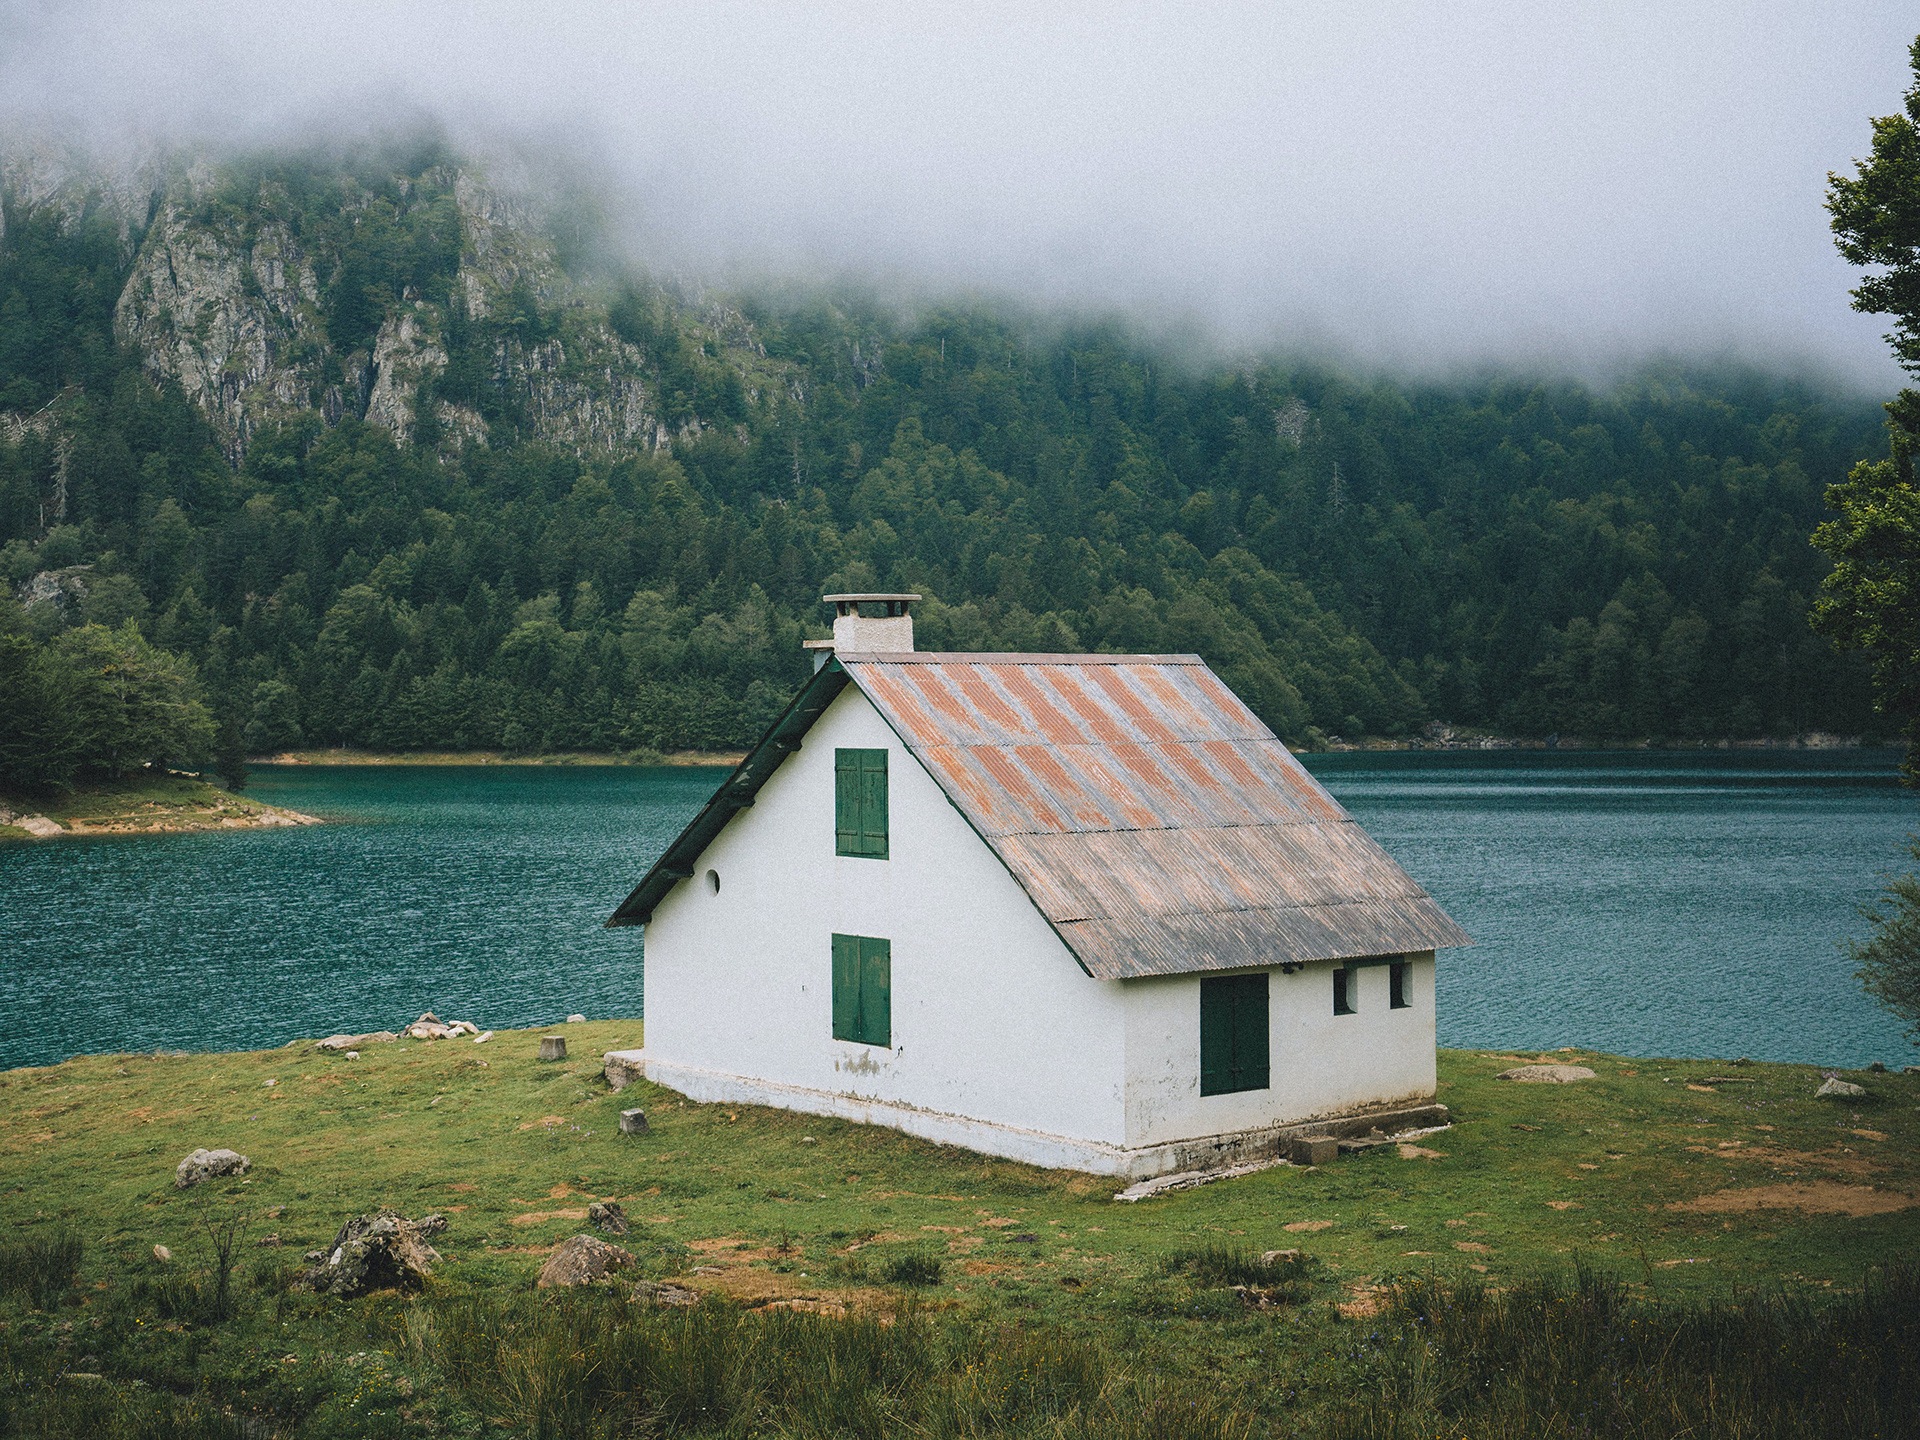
[607,594,1470,1179]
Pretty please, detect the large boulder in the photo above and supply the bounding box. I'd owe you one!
[1496,1064,1597,1084]
[175,1148,250,1188]
[305,1211,442,1296]
[536,1234,633,1288]
[1816,1076,1867,1099]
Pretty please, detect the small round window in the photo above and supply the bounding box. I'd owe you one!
[705,868,721,895]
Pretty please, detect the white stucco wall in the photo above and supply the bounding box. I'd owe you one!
[1119,953,1437,1151]
[640,684,1134,1168]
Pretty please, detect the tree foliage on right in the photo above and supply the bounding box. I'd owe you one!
[1820,34,1920,782]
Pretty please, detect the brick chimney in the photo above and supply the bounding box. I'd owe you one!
[804,593,919,667]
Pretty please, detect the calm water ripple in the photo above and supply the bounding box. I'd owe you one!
[0,752,1914,1070]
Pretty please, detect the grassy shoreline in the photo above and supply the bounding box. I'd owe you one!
[2,1031,1913,1435]
[0,774,321,841]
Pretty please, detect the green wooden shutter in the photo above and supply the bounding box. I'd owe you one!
[1233,973,1269,1092]
[860,751,888,857]
[835,752,859,854]
[1199,978,1232,1095]
[1200,974,1269,1095]
[835,749,888,858]
[831,933,860,1041]
[860,936,891,1046]
[833,933,891,1046]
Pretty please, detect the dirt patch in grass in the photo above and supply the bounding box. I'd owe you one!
[1284,1219,1335,1233]
[1686,1143,1881,1178]
[509,1208,590,1226]
[1669,1183,1917,1217]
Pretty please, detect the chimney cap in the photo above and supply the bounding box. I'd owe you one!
[822,593,921,604]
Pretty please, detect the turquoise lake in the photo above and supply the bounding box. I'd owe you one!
[0,752,1914,1071]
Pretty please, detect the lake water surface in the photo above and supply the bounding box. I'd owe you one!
[1,751,1913,1070]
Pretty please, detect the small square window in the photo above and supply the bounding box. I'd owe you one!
[1389,960,1410,1009]
[1333,966,1356,1016]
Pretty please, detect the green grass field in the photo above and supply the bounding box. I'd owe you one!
[2,1029,1915,1436]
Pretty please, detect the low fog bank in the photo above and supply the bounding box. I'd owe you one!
[2,0,1912,389]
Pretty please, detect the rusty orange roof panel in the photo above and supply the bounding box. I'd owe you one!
[838,653,1470,977]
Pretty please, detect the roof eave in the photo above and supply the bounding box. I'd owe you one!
[604,660,851,928]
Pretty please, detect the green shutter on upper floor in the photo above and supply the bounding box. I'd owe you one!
[835,748,888,858]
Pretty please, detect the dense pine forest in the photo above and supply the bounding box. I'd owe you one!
[0,142,1890,776]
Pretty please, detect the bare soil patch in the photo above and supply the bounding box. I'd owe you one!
[1669,1183,1917,1217]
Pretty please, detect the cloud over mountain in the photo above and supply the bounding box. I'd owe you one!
[2,0,1913,383]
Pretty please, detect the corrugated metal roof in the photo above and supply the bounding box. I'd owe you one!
[839,653,1470,978]
[609,650,1470,979]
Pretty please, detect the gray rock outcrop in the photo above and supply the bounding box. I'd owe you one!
[1816,1076,1867,1099]
[175,1148,250,1188]
[536,1234,633,1288]
[305,1211,442,1296]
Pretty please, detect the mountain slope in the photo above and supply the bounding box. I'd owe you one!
[0,139,1888,753]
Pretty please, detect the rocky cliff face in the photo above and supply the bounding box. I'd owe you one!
[4,143,775,465]
[114,172,336,462]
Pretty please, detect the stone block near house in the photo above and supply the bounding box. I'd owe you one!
[1287,1135,1338,1167]
[603,1049,646,1090]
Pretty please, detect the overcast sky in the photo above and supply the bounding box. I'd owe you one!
[3,2,1914,385]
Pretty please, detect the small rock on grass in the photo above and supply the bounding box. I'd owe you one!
[152,1244,171,1262]
[1816,1076,1867,1099]
[1497,1064,1597,1083]
[537,1234,633,1288]
[588,1201,631,1235]
[175,1148,250,1188]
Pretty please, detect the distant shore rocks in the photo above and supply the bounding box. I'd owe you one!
[1497,1064,1598,1084]
[404,1012,481,1040]
[315,1031,396,1053]
[175,1147,250,1188]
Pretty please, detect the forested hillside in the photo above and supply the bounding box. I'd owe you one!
[0,139,1888,759]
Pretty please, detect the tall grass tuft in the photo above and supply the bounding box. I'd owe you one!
[882,1251,944,1286]
[0,1230,82,1310]
[1336,1261,1920,1439]
[1160,1243,1312,1293]
[388,1288,1255,1439]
